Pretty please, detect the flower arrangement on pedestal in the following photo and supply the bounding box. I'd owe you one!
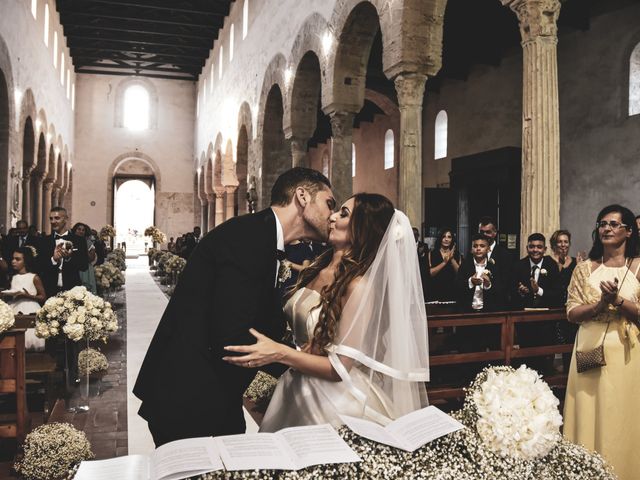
[106,249,126,271]
[155,252,173,276]
[164,254,187,279]
[78,347,109,376]
[95,262,126,292]
[99,225,116,240]
[14,422,94,480]
[35,286,118,342]
[144,226,167,245]
[0,299,15,334]
[198,365,615,480]
[148,247,158,267]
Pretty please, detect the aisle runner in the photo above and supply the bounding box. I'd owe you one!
[125,256,258,455]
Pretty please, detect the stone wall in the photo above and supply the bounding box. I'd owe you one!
[73,74,197,240]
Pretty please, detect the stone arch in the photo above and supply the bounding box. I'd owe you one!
[223,138,236,186]
[31,132,47,228]
[113,76,160,129]
[237,101,253,141]
[236,124,249,216]
[21,117,36,220]
[0,35,15,228]
[257,54,288,140]
[260,84,291,206]
[213,133,223,189]
[19,89,38,169]
[284,12,329,133]
[204,143,214,195]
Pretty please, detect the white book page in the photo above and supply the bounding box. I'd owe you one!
[74,455,150,480]
[150,437,223,480]
[214,433,293,471]
[277,424,361,469]
[339,414,408,451]
[387,406,464,452]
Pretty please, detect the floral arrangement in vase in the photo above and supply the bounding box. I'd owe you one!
[144,226,167,245]
[95,262,126,292]
[35,286,118,342]
[99,225,116,239]
[0,299,15,334]
[78,347,109,376]
[164,254,187,277]
[106,250,126,271]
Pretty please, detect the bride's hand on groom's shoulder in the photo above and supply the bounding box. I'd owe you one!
[223,328,287,368]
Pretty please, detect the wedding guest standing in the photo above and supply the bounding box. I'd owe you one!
[564,204,640,480]
[72,223,98,294]
[428,228,461,301]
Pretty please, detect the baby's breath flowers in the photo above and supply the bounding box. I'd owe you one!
[244,371,278,407]
[14,423,94,480]
[78,347,109,376]
[0,299,15,334]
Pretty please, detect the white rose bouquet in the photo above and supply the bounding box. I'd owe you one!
[95,262,125,292]
[35,286,118,342]
[164,254,187,276]
[144,226,167,244]
[0,299,15,334]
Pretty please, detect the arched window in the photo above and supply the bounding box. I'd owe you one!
[322,152,330,177]
[71,83,75,111]
[210,64,214,92]
[203,84,207,104]
[53,31,58,67]
[43,3,49,45]
[434,110,448,159]
[31,0,37,19]
[60,54,65,85]
[630,43,640,116]
[230,24,235,61]
[66,70,70,98]
[384,129,394,169]
[352,143,356,177]
[219,47,224,78]
[243,0,249,39]
[124,85,150,131]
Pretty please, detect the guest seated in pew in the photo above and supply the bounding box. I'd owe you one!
[0,247,46,350]
[428,227,461,301]
[223,194,430,432]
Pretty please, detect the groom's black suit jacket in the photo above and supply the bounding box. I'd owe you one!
[39,232,88,298]
[134,209,286,442]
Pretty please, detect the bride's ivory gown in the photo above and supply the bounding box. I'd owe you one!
[259,287,394,432]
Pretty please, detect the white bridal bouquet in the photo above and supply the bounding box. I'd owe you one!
[144,226,167,244]
[0,299,15,334]
[197,365,614,480]
[95,262,126,291]
[35,286,118,342]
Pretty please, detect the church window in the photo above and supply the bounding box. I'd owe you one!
[53,31,58,67]
[219,47,224,78]
[243,0,249,39]
[630,42,640,116]
[124,85,150,131]
[384,129,394,169]
[210,64,214,92]
[435,110,448,159]
[230,25,235,61]
[352,143,356,177]
[43,3,49,45]
[60,53,65,85]
[31,0,37,19]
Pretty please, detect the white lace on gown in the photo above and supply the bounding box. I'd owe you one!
[259,287,395,432]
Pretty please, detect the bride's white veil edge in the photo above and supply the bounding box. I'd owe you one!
[326,209,430,423]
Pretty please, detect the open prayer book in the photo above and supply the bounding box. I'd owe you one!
[74,425,360,479]
[340,405,464,452]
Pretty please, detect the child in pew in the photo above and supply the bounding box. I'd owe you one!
[454,234,505,351]
[0,246,46,350]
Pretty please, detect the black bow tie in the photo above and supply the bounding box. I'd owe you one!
[276,249,286,261]
[55,233,67,239]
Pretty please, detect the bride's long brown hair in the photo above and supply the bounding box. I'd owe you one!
[295,193,395,354]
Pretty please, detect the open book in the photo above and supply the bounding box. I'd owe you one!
[74,425,360,479]
[340,405,464,452]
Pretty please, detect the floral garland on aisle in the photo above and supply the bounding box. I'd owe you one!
[95,262,126,292]
[195,366,614,480]
[14,422,94,480]
[99,225,116,240]
[144,226,167,245]
[35,286,118,342]
[78,347,109,376]
[0,299,15,334]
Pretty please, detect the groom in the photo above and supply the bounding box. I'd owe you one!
[134,167,335,446]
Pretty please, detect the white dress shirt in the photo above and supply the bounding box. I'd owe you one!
[529,258,544,297]
[273,209,285,286]
[469,259,492,310]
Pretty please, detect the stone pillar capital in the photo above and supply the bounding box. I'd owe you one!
[501,0,561,43]
[329,112,355,139]
[224,185,238,194]
[394,73,428,109]
[43,180,55,191]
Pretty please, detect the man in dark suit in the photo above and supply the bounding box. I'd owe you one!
[134,168,335,446]
[1,220,41,273]
[479,216,513,306]
[39,206,88,298]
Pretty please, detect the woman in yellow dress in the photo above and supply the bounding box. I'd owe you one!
[564,204,640,480]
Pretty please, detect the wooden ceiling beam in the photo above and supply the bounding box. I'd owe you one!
[70,46,205,61]
[66,34,212,52]
[63,24,216,43]
[57,9,222,29]
[58,0,233,17]
[75,68,196,81]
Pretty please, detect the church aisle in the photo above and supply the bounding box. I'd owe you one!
[125,256,258,455]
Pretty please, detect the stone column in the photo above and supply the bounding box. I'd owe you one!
[200,198,208,233]
[502,0,561,253]
[52,186,61,208]
[394,73,427,230]
[225,185,238,220]
[328,112,355,204]
[206,193,216,232]
[42,180,54,235]
[214,189,225,226]
[21,172,31,222]
[290,136,309,168]
[32,174,44,231]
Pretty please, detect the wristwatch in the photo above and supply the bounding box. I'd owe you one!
[613,297,625,308]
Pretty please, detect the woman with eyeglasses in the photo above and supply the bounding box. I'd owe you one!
[563,204,640,480]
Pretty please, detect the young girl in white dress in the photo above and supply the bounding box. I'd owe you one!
[224,193,430,431]
[1,247,46,350]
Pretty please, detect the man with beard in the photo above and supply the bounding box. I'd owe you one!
[134,167,335,445]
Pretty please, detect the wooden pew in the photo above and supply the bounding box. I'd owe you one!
[0,328,27,444]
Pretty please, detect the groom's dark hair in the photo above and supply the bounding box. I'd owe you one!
[270,167,331,207]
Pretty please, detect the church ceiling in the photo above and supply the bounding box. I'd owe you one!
[57,0,234,81]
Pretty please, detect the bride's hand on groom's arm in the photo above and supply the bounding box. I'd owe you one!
[223,328,288,368]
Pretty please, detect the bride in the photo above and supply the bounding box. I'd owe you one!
[223,193,429,431]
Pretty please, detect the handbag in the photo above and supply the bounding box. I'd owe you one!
[575,258,630,373]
